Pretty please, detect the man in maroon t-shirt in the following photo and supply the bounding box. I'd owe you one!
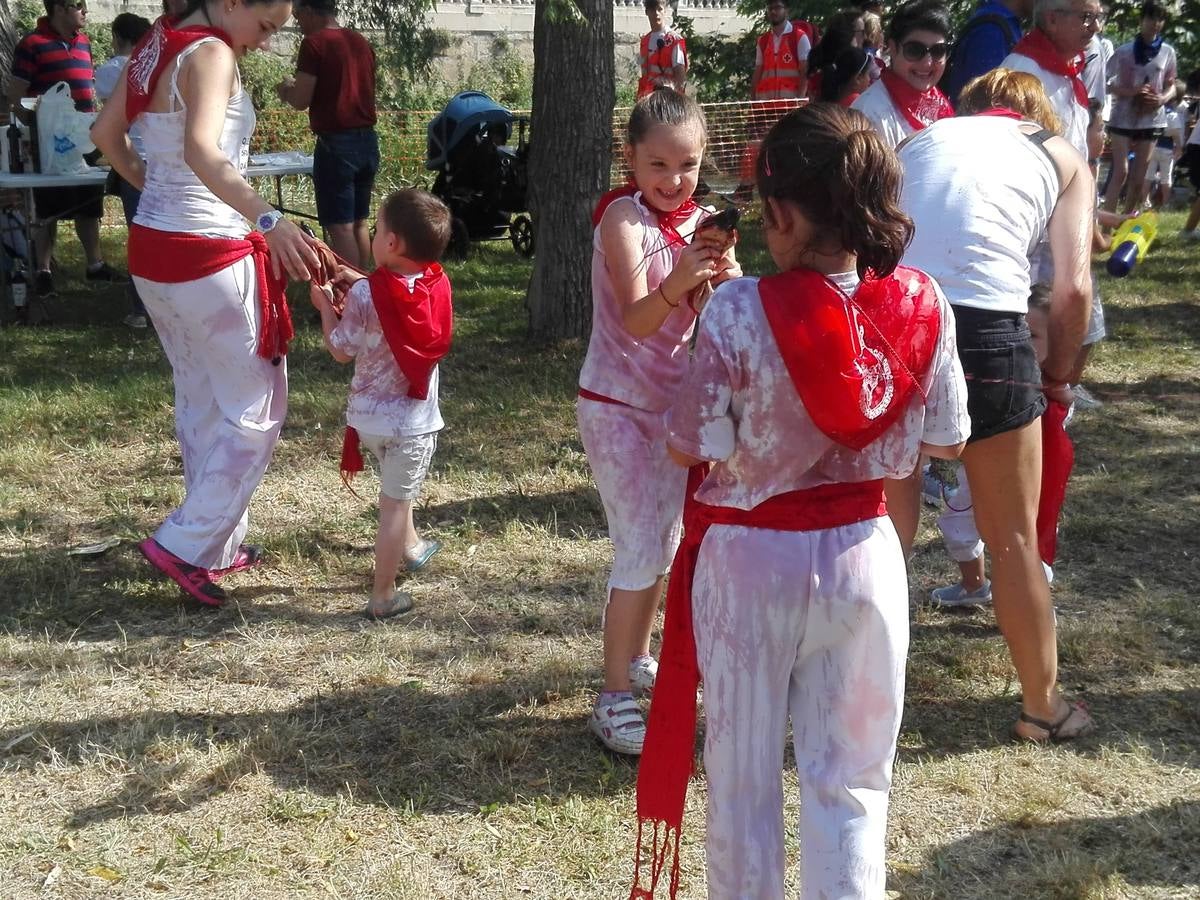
[277,0,378,268]
[6,0,125,299]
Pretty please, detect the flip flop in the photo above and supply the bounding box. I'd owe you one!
[365,591,414,620]
[1015,699,1096,744]
[404,540,442,573]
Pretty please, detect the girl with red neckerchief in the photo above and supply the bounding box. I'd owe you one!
[851,0,954,149]
[91,0,320,608]
[629,103,969,900]
[579,87,740,757]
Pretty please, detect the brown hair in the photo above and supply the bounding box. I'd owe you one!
[626,86,707,147]
[378,189,452,264]
[756,104,912,278]
[956,69,1062,134]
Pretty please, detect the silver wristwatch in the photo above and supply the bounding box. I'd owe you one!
[254,209,285,233]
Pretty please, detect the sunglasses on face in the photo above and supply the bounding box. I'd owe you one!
[1060,9,1105,25]
[900,39,950,61]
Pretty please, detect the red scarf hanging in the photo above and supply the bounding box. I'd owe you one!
[1011,29,1089,108]
[124,16,233,123]
[879,65,955,132]
[127,223,291,361]
[340,265,454,482]
[591,183,698,247]
[1037,399,1074,565]
[631,471,888,900]
[758,267,942,451]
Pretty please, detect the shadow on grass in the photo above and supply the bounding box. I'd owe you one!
[898,798,1200,898]
[0,675,638,830]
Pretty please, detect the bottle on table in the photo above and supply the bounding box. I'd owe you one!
[6,121,23,174]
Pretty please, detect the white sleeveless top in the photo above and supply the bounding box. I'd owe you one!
[133,37,254,237]
[898,116,1058,315]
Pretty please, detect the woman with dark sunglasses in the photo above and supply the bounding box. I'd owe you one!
[851,0,955,148]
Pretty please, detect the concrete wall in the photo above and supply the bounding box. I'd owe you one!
[82,0,754,83]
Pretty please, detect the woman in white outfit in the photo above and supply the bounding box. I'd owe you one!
[92,0,318,607]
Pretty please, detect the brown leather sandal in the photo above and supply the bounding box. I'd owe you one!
[1015,700,1096,744]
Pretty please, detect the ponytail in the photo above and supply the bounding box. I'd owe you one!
[757,104,912,278]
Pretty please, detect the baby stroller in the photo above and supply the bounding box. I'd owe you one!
[426,91,533,259]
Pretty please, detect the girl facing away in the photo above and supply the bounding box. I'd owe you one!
[578,87,740,756]
[630,103,969,900]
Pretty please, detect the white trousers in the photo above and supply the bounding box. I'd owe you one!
[936,464,984,563]
[134,257,286,570]
[693,517,909,900]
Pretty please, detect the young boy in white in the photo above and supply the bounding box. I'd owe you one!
[311,189,453,619]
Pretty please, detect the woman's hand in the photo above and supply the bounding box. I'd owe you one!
[264,219,321,282]
[1042,376,1075,407]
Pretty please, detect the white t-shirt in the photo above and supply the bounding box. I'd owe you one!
[850,79,912,149]
[754,21,812,67]
[1109,39,1178,130]
[95,54,146,158]
[1081,35,1112,109]
[666,272,969,510]
[1002,50,1090,159]
[1160,106,1186,148]
[898,117,1058,315]
[329,278,445,438]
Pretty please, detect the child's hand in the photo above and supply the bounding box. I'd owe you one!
[663,241,720,299]
[711,243,742,286]
[310,281,334,312]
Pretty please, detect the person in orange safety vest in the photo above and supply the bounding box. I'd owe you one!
[638,0,688,98]
[752,0,813,99]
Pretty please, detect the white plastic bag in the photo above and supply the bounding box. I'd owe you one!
[36,82,95,175]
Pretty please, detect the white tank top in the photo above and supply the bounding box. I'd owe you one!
[898,117,1058,315]
[133,37,255,237]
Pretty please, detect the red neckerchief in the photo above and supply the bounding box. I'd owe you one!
[631,471,888,900]
[759,266,942,450]
[591,183,698,248]
[340,265,453,484]
[879,64,955,132]
[1012,29,1089,108]
[975,106,1025,120]
[124,15,233,123]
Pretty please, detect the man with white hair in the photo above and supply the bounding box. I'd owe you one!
[1002,0,1103,157]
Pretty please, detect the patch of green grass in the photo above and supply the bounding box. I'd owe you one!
[1,211,1198,899]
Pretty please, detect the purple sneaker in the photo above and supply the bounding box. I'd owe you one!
[138,538,227,607]
[211,544,264,581]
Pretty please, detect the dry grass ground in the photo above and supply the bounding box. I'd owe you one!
[1,208,1198,899]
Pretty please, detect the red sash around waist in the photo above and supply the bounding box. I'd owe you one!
[630,468,888,899]
[128,223,292,362]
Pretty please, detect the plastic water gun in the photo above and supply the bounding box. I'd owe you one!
[1106,211,1157,278]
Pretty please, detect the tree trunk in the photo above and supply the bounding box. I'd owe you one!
[0,0,16,102]
[526,0,614,340]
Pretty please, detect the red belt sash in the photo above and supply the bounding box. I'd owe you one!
[128,223,292,362]
[578,387,631,407]
[631,468,888,899]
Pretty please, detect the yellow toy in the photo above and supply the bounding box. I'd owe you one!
[1106,211,1157,278]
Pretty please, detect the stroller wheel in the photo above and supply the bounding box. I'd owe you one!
[510,214,534,258]
[446,217,470,260]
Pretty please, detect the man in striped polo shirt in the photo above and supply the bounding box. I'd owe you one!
[6,0,125,299]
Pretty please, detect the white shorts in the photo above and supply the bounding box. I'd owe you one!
[577,398,686,592]
[1084,278,1106,346]
[1145,146,1175,188]
[357,431,437,501]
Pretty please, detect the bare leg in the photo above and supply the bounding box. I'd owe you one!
[603,579,663,691]
[957,556,987,592]
[371,494,416,604]
[884,463,922,559]
[34,221,56,272]
[1186,195,1200,232]
[1102,134,1131,213]
[1066,343,1093,386]
[75,216,102,267]
[960,420,1065,722]
[1124,140,1153,214]
[353,219,371,268]
[326,223,361,269]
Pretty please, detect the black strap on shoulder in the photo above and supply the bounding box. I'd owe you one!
[1023,128,1063,193]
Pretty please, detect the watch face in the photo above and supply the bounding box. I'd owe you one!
[258,213,277,231]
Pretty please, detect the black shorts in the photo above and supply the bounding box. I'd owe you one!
[953,305,1046,444]
[32,185,105,221]
[1185,144,1200,192]
[1107,125,1164,143]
